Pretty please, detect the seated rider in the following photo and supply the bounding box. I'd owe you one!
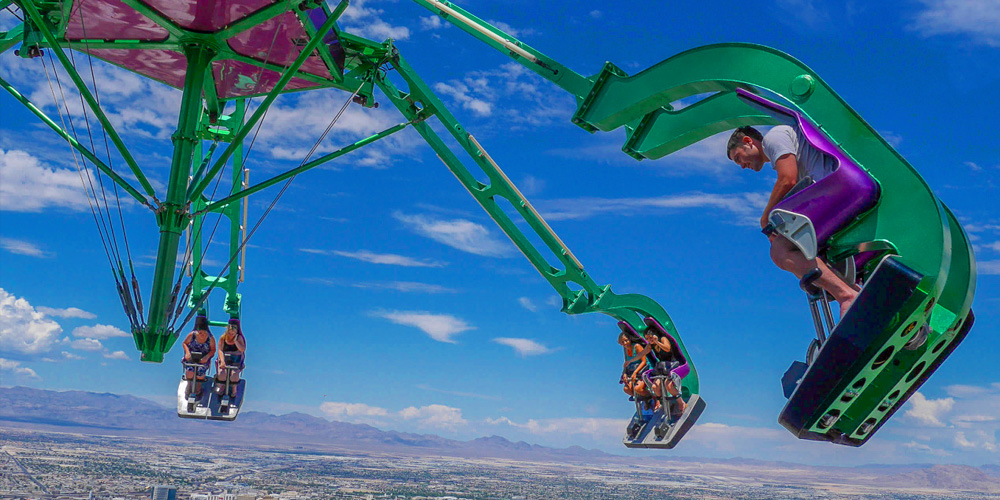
[182,315,216,398]
[215,319,247,398]
[618,332,651,400]
[727,125,859,317]
[643,330,686,416]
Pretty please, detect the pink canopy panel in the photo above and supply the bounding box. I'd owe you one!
[64,0,338,99]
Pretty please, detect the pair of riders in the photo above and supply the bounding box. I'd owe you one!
[619,330,687,417]
[181,316,246,398]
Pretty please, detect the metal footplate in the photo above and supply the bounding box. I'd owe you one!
[623,395,706,449]
[778,256,973,446]
[176,379,213,419]
[176,379,246,420]
[208,380,246,421]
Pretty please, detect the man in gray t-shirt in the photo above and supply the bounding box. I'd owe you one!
[726,125,857,317]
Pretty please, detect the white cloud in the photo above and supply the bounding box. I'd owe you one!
[394,212,514,257]
[434,81,493,116]
[0,358,39,379]
[486,416,624,440]
[0,237,50,258]
[589,10,603,18]
[322,249,446,267]
[420,15,445,30]
[910,0,1000,46]
[0,149,93,213]
[433,63,573,128]
[537,191,767,225]
[493,337,553,357]
[103,350,131,360]
[36,306,96,319]
[353,281,457,294]
[517,297,538,312]
[519,174,545,196]
[0,289,63,355]
[72,324,129,339]
[904,392,955,427]
[320,400,467,431]
[978,260,1000,275]
[341,0,410,41]
[61,351,84,360]
[70,338,104,351]
[373,310,474,343]
[399,404,467,430]
[320,401,390,422]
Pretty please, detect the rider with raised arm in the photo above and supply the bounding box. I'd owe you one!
[215,319,246,397]
[643,330,686,415]
[727,125,858,316]
[182,315,216,397]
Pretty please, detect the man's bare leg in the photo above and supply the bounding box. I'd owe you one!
[769,234,858,317]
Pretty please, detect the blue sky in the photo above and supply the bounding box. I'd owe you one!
[1,0,999,466]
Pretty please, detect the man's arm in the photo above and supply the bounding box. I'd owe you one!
[760,154,799,228]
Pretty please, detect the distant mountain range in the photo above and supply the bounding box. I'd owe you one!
[0,386,612,462]
[2,385,999,494]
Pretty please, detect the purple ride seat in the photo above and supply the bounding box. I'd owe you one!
[735,89,880,260]
[642,317,689,380]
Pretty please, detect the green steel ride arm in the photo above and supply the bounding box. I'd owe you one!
[377,49,700,398]
[412,2,975,443]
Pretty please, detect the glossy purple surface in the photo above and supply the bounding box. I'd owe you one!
[142,0,277,32]
[65,0,168,41]
[735,89,880,249]
[227,11,333,79]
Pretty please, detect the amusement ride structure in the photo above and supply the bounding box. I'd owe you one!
[1,0,976,447]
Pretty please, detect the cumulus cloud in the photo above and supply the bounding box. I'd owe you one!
[36,306,96,319]
[372,310,473,343]
[394,212,514,257]
[320,401,466,431]
[72,324,129,339]
[0,358,39,379]
[70,338,104,352]
[61,351,84,360]
[399,404,467,430]
[0,288,63,355]
[301,248,446,267]
[486,416,624,440]
[0,149,93,213]
[904,392,955,427]
[0,238,50,258]
[910,0,1000,46]
[493,337,554,356]
[340,0,410,41]
[103,350,131,360]
[432,63,573,128]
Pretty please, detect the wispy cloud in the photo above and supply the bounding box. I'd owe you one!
[372,310,474,343]
[0,358,39,379]
[353,281,457,294]
[0,149,95,213]
[517,297,538,312]
[910,0,1000,47]
[416,384,501,401]
[536,191,767,224]
[340,0,410,41]
[433,63,574,128]
[301,249,446,268]
[493,337,554,357]
[0,237,50,258]
[394,212,514,257]
[103,350,131,360]
[72,324,130,340]
[486,416,625,440]
[979,260,1000,275]
[36,306,96,319]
